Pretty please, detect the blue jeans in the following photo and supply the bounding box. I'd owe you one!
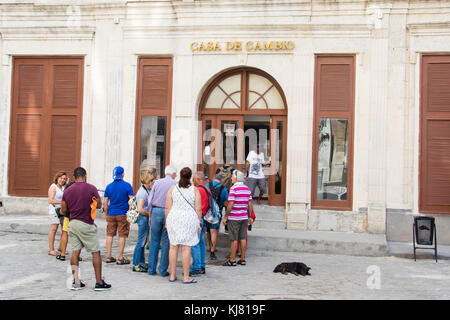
[190,222,207,272]
[132,214,149,266]
[148,207,169,276]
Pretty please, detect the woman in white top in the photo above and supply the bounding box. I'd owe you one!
[165,167,202,284]
[47,171,67,257]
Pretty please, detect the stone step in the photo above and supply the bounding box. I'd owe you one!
[253,210,284,220]
[252,219,285,229]
[387,241,450,260]
[216,227,388,257]
[0,215,388,257]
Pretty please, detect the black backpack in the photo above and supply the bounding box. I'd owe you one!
[208,183,225,207]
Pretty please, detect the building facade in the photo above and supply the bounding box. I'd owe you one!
[1,0,450,242]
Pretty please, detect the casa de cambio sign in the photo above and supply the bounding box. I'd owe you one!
[190,40,295,52]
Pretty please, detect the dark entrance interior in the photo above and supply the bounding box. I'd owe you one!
[244,115,270,199]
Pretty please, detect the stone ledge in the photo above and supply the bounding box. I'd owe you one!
[0,215,388,257]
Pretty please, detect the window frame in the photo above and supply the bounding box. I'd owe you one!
[311,55,355,211]
[133,57,173,191]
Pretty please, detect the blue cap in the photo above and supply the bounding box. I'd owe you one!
[113,166,124,180]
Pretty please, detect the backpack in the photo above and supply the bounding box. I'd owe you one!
[208,182,225,212]
[216,166,233,190]
[198,185,220,225]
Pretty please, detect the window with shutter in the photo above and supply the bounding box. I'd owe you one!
[311,55,355,210]
[8,57,84,197]
[134,58,173,191]
[420,55,450,214]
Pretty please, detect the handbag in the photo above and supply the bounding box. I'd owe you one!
[49,204,62,218]
[126,196,139,224]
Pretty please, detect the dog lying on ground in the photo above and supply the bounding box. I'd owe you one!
[273,262,311,276]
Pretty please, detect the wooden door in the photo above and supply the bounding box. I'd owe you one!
[268,116,287,206]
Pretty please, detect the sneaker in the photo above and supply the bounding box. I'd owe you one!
[210,252,217,260]
[71,281,86,291]
[94,280,112,291]
[200,267,206,274]
[189,270,202,277]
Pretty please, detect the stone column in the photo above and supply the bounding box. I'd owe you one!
[286,48,314,230]
[366,5,391,234]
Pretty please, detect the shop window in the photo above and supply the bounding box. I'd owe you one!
[311,55,354,210]
[134,57,172,190]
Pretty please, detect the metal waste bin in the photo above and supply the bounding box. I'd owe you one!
[413,216,437,262]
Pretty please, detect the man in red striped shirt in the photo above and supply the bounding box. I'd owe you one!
[222,170,253,266]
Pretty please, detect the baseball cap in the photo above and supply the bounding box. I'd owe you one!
[113,166,124,180]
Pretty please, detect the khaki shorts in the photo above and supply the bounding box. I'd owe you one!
[68,219,100,253]
[227,220,248,241]
[106,214,130,238]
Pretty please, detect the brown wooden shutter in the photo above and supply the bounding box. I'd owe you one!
[311,55,355,210]
[133,57,173,191]
[9,57,84,197]
[141,64,170,110]
[420,55,450,214]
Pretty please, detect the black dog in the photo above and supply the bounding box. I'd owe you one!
[273,262,311,276]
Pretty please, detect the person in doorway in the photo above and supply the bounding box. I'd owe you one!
[222,170,253,267]
[165,167,203,284]
[205,174,229,260]
[132,169,157,272]
[61,167,111,291]
[147,165,178,277]
[245,144,270,205]
[103,166,134,265]
[47,171,68,258]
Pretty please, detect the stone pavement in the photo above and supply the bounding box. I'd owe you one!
[0,216,450,300]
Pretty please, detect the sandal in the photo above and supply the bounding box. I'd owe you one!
[106,257,116,263]
[237,259,246,265]
[116,258,130,265]
[183,279,197,284]
[223,259,237,266]
[48,250,58,256]
[56,254,66,261]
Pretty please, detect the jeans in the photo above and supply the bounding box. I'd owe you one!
[132,214,149,266]
[190,222,207,272]
[148,207,170,276]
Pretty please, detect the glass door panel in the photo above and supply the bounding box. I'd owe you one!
[139,116,167,178]
[268,116,287,206]
[217,116,244,173]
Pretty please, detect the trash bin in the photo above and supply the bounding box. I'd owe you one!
[413,216,437,262]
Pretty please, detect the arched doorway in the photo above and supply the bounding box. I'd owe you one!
[198,67,287,206]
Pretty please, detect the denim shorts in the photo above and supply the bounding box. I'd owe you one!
[205,216,222,231]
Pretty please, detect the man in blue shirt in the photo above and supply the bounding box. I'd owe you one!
[205,174,229,260]
[103,166,134,265]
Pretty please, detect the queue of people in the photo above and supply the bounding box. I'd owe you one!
[48,163,255,290]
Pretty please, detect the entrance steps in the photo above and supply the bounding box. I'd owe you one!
[216,227,388,257]
[0,214,410,258]
[251,204,285,230]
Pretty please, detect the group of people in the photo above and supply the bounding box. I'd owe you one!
[47,161,258,289]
